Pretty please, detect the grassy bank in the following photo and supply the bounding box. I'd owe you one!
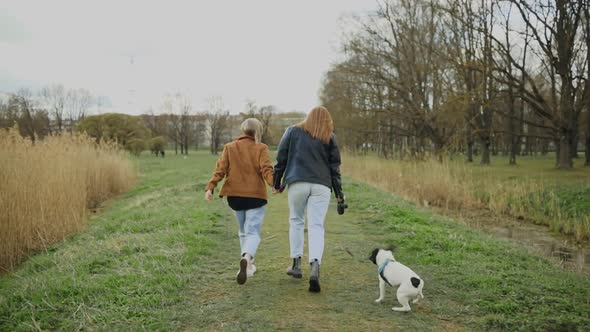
[342,153,590,241]
[1,151,588,331]
[0,129,136,271]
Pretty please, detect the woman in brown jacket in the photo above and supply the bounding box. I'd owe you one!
[205,118,274,285]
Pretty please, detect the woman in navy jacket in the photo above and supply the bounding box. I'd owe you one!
[273,106,343,293]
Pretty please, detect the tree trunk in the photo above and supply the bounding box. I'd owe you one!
[554,137,560,167]
[508,113,517,165]
[509,131,517,165]
[491,136,498,156]
[558,132,573,169]
[481,138,491,165]
[541,139,549,155]
[466,119,474,162]
[586,108,590,165]
[508,89,517,165]
[571,126,579,159]
[557,83,575,169]
[433,138,444,163]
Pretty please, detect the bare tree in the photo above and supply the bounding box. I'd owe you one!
[161,95,182,154]
[191,113,207,150]
[499,1,518,165]
[7,89,51,143]
[320,0,589,169]
[176,93,192,155]
[484,0,589,168]
[240,100,275,144]
[326,0,464,161]
[585,4,590,166]
[258,105,275,144]
[65,88,93,131]
[142,107,169,138]
[206,96,230,154]
[40,84,66,133]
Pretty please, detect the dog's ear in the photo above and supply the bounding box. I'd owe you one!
[369,248,379,265]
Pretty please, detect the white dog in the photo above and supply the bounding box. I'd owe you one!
[369,248,425,312]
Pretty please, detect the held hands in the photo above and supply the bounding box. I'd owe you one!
[272,188,282,195]
[205,189,213,201]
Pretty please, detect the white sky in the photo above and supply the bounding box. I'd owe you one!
[0,1,374,114]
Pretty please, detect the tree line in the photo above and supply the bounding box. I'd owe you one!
[0,85,97,143]
[1,87,301,155]
[321,0,590,168]
[140,95,287,155]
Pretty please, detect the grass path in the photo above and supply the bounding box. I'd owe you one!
[1,151,589,331]
[182,187,445,331]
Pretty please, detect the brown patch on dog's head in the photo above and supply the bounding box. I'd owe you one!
[369,248,380,265]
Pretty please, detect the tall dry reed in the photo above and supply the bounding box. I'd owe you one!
[342,153,590,241]
[0,129,137,271]
[342,154,480,209]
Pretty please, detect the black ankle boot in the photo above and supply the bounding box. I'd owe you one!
[309,259,320,293]
[287,257,303,278]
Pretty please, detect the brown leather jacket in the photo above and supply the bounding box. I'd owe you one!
[206,135,274,200]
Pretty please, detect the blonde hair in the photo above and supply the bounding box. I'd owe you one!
[296,106,334,144]
[240,118,264,143]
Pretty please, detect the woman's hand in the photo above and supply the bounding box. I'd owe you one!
[205,189,213,201]
[272,188,281,195]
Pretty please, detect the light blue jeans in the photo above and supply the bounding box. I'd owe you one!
[287,182,331,264]
[234,205,266,257]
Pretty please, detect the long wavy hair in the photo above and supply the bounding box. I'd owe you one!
[240,118,264,144]
[296,106,334,144]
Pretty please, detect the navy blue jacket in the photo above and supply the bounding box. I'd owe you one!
[273,126,343,198]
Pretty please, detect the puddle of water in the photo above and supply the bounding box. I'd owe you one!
[437,208,590,277]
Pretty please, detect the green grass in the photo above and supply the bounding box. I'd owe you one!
[346,152,590,239]
[1,151,589,331]
[348,183,590,330]
[463,154,590,238]
[458,154,590,218]
[458,153,590,185]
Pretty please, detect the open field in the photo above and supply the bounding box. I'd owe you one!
[342,153,590,241]
[1,151,589,331]
[457,154,590,185]
[0,130,137,271]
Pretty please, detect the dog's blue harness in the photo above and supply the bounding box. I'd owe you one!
[378,259,395,287]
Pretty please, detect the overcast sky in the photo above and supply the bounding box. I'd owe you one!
[0,1,374,114]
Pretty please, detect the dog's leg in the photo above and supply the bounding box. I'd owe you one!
[375,278,386,303]
[392,289,412,312]
[413,289,424,304]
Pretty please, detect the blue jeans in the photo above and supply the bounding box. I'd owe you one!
[233,205,266,257]
[287,182,331,264]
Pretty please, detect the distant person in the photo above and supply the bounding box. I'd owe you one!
[273,106,344,293]
[205,118,274,285]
